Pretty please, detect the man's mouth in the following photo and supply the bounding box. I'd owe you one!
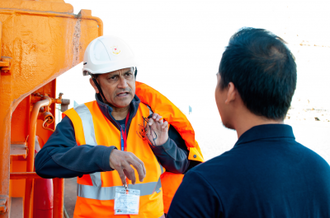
[117,91,130,97]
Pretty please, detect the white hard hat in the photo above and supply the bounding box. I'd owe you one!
[82,35,137,76]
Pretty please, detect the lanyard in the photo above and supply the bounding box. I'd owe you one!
[119,111,130,188]
[120,111,130,151]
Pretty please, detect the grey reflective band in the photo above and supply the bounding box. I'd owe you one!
[90,172,102,187]
[77,179,162,200]
[75,105,101,187]
[154,177,162,194]
[75,104,97,146]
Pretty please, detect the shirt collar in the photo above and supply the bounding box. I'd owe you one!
[235,124,295,147]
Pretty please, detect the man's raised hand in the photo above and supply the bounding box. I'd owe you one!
[145,113,169,146]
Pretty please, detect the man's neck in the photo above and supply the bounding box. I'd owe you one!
[233,109,283,138]
[236,117,283,139]
[111,106,130,121]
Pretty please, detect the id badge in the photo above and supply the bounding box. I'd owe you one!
[114,187,140,215]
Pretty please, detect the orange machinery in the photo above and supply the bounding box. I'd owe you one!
[0,0,103,217]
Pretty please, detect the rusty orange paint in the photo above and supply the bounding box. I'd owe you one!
[0,1,103,218]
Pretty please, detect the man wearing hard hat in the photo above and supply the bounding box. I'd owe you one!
[35,36,203,218]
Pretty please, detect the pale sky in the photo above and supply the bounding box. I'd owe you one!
[57,0,330,160]
[59,0,330,112]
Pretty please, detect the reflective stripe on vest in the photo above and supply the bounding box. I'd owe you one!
[89,172,102,187]
[77,178,162,200]
[75,104,97,146]
[75,104,103,187]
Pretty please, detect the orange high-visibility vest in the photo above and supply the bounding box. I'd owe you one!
[64,82,204,217]
[65,101,165,218]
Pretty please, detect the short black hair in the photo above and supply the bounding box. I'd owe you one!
[91,74,100,79]
[219,27,297,120]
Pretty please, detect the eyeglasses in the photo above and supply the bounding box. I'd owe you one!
[142,115,158,146]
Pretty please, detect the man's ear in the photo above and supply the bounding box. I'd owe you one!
[225,82,236,104]
[90,78,100,94]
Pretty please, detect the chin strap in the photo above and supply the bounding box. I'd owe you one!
[92,77,107,103]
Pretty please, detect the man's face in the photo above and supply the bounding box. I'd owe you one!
[215,73,234,129]
[94,68,136,109]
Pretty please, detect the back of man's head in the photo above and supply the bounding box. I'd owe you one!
[219,27,297,120]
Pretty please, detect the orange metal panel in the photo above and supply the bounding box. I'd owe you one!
[0,0,73,14]
[0,1,103,217]
[11,97,30,143]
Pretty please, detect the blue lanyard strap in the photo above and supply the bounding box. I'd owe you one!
[119,111,130,151]
[120,128,125,151]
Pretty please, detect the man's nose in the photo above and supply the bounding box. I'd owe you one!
[118,76,128,88]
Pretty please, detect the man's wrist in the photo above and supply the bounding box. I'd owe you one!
[149,137,170,148]
[104,146,117,171]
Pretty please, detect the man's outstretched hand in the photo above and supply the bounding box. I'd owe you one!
[109,149,146,186]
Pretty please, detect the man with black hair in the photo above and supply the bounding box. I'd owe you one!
[167,27,330,218]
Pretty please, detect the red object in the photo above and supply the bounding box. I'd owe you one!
[33,137,53,218]
[33,178,54,218]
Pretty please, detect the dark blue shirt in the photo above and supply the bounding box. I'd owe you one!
[167,124,330,218]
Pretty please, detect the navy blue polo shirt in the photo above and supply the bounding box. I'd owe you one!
[167,124,330,218]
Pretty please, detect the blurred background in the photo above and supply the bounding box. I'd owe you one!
[57,0,330,162]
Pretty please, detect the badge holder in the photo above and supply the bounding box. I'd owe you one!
[114,186,140,215]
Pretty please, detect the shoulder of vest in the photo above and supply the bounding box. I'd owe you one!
[63,101,98,120]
